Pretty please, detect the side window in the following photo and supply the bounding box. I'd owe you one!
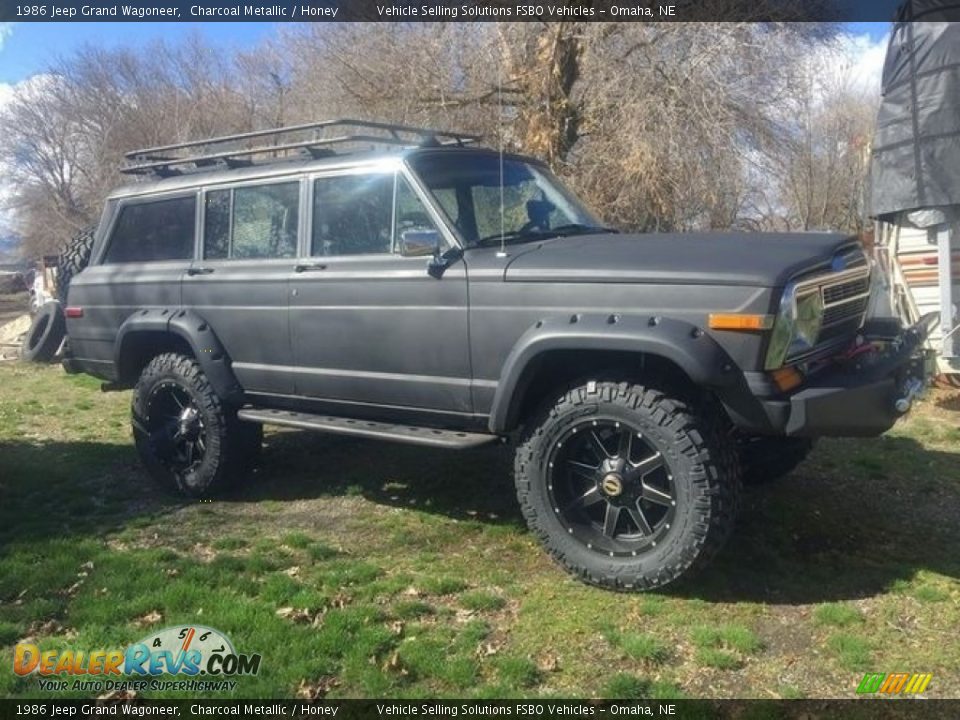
[104,196,196,264]
[202,182,299,260]
[203,190,230,260]
[233,183,299,259]
[430,187,460,225]
[311,174,394,257]
[395,176,441,239]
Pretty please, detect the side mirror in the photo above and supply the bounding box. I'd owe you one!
[399,229,441,258]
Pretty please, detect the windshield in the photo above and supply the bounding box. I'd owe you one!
[407,152,606,247]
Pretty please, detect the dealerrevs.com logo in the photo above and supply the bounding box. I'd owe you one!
[14,625,261,693]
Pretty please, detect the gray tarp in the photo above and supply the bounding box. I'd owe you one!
[870,2,960,220]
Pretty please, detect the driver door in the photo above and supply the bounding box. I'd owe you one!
[289,168,473,418]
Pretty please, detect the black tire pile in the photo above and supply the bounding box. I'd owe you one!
[20,227,95,363]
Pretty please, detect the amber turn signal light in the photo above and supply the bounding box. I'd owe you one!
[707,313,773,331]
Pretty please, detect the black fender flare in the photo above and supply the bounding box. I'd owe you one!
[488,314,740,433]
[115,308,244,406]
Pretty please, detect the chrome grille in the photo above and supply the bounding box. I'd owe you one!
[789,264,871,360]
[823,276,869,304]
[818,272,870,334]
[822,301,866,327]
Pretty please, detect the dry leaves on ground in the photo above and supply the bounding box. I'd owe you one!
[296,676,340,700]
[133,610,163,627]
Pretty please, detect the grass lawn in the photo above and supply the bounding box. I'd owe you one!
[1,362,958,699]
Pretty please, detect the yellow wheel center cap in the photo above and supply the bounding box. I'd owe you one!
[601,473,624,497]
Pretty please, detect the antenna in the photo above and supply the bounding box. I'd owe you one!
[496,52,507,259]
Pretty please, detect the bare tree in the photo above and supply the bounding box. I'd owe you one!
[278,21,838,231]
[753,42,876,234]
[3,19,869,258]
[0,37,261,257]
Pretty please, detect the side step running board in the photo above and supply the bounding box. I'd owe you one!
[237,407,500,449]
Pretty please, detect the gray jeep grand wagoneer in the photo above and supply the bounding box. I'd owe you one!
[58,120,933,589]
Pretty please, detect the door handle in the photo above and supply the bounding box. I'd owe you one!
[294,262,327,273]
[187,267,215,276]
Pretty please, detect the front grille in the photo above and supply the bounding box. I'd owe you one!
[819,274,870,333]
[789,263,871,361]
[823,276,869,304]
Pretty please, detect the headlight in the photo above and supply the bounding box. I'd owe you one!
[764,283,824,370]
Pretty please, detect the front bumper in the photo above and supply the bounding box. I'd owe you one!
[738,315,936,438]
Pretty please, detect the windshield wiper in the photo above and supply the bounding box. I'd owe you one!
[547,223,619,237]
[475,224,616,248]
[475,229,539,247]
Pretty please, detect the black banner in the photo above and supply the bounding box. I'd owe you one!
[0,0,924,24]
[2,700,960,720]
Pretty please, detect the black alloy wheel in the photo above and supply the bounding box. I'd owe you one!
[514,379,741,590]
[132,352,257,497]
[547,419,676,556]
[144,381,209,475]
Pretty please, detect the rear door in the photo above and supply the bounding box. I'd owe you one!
[67,192,197,377]
[289,167,472,417]
[181,179,302,397]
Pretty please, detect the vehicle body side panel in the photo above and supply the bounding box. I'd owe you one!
[115,308,244,405]
[288,255,472,413]
[181,259,293,395]
[464,246,775,426]
[65,260,187,380]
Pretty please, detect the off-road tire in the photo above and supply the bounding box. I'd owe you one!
[739,436,815,486]
[21,301,66,363]
[132,352,255,497]
[514,380,741,591]
[56,227,95,303]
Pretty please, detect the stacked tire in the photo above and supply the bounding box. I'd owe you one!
[20,227,95,363]
[56,226,95,303]
[20,301,66,362]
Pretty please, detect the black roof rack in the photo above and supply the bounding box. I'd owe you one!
[121,119,482,177]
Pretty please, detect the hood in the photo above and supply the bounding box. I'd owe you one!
[502,232,859,288]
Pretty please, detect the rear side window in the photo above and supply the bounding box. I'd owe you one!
[103,196,196,264]
[203,182,300,260]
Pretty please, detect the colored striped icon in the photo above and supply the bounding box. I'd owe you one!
[857,672,933,694]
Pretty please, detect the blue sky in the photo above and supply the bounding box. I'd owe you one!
[847,22,892,42]
[0,22,279,83]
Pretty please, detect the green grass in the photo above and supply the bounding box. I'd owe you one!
[459,591,507,612]
[912,584,950,603]
[211,537,248,551]
[391,600,434,619]
[1,362,959,699]
[282,532,314,549]
[421,577,468,596]
[604,627,671,665]
[494,657,541,688]
[602,673,683,700]
[827,633,873,671]
[690,624,763,655]
[813,603,863,628]
[695,647,742,670]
